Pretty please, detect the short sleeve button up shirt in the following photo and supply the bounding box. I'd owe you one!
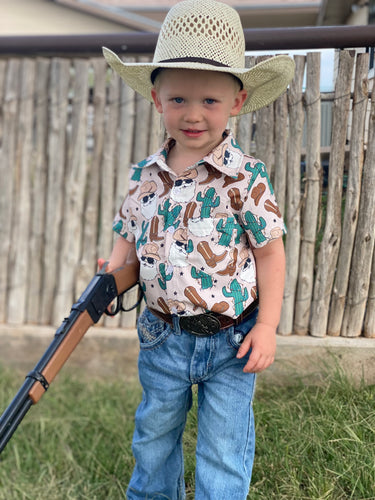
[113,130,285,319]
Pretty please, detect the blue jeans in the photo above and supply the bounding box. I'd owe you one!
[127,307,258,500]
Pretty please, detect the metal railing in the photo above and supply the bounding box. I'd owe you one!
[0,25,374,56]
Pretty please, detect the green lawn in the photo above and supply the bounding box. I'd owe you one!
[0,365,374,499]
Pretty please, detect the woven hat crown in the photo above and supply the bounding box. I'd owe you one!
[154,0,245,69]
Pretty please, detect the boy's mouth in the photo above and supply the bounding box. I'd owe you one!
[182,129,205,137]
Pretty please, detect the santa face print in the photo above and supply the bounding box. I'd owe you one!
[240,258,256,283]
[168,240,189,267]
[127,216,139,239]
[171,178,196,203]
[140,192,157,220]
[223,148,242,169]
[140,255,159,280]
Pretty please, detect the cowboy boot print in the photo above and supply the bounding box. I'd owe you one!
[197,241,227,268]
[150,216,163,242]
[158,171,174,197]
[217,248,238,276]
[184,286,208,311]
[183,201,197,226]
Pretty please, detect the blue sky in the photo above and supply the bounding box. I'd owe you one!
[247,49,335,91]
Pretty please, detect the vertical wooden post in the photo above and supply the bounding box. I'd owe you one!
[26,58,50,323]
[40,58,71,325]
[98,66,120,262]
[53,59,90,324]
[341,80,375,337]
[310,50,355,337]
[0,60,5,145]
[7,59,36,324]
[0,60,19,323]
[98,63,121,327]
[364,249,375,338]
[328,52,369,335]
[278,55,305,335]
[76,58,106,296]
[273,93,288,215]
[294,52,321,335]
[255,57,275,181]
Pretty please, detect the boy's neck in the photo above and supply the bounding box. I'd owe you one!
[166,143,206,176]
[165,132,228,176]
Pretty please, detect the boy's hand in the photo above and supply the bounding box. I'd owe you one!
[97,258,106,270]
[97,258,114,273]
[236,323,276,373]
[97,258,117,314]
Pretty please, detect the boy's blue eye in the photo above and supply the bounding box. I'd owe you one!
[174,97,184,104]
[205,99,216,105]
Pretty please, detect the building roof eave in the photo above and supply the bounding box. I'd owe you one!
[54,0,162,32]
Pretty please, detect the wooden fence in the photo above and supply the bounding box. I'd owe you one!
[0,50,374,337]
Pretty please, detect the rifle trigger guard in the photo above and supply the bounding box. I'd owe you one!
[104,295,123,317]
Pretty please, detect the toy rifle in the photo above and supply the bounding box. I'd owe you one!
[0,261,140,455]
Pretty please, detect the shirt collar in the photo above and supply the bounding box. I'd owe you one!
[203,131,245,179]
[137,130,245,179]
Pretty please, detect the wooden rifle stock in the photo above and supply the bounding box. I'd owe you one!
[0,261,140,455]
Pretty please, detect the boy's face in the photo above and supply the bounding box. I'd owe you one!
[151,69,247,160]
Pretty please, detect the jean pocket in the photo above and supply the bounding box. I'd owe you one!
[137,308,171,350]
[226,309,258,350]
[226,326,246,350]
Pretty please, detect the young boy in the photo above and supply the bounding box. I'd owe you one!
[102,0,295,498]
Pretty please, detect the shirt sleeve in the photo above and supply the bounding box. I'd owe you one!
[112,194,136,242]
[239,159,286,248]
[112,166,139,243]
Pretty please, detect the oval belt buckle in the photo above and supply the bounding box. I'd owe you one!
[180,313,221,337]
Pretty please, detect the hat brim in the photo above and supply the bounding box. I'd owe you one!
[102,47,295,114]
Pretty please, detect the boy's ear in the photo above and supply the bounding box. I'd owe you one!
[151,88,163,113]
[230,89,248,117]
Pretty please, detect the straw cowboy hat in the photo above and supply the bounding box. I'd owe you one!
[102,0,295,115]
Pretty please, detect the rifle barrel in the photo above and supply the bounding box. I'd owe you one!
[0,263,140,455]
[0,396,32,454]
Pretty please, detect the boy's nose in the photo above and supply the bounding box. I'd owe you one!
[185,104,201,122]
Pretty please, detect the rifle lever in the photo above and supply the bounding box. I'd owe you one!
[104,282,144,316]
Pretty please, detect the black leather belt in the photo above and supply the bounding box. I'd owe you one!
[149,299,259,337]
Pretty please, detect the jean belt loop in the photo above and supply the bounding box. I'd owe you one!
[172,314,182,335]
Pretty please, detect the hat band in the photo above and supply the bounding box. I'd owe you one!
[158,57,229,67]
[151,57,243,90]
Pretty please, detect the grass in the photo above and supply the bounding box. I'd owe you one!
[0,365,374,500]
